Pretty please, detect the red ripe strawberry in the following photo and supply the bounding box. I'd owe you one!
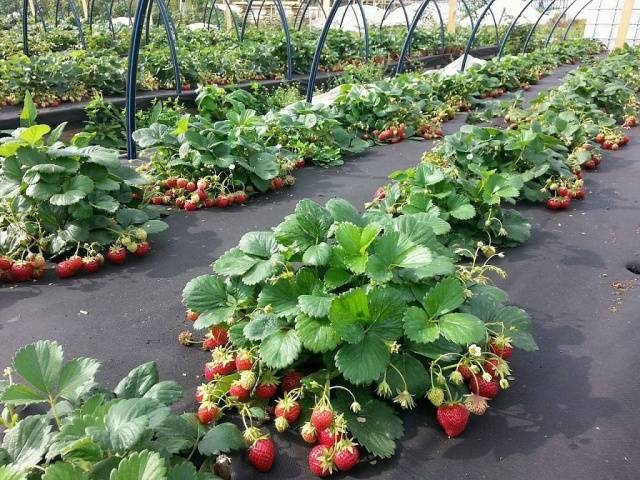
[82,256,101,274]
[469,374,500,399]
[458,364,473,380]
[215,360,236,376]
[197,179,209,190]
[436,403,470,437]
[175,197,186,209]
[490,340,513,359]
[235,352,254,371]
[185,309,199,322]
[255,383,278,401]
[333,441,360,472]
[176,178,188,189]
[184,200,198,211]
[271,178,284,190]
[11,261,34,282]
[557,187,569,197]
[209,326,229,347]
[134,241,150,257]
[195,189,208,201]
[185,181,197,192]
[545,197,558,210]
[67,256,84,273]
[1,270,13,282]
[582,159,597,170]
[571,187,586,200]
[166,177,177,188]
[107,247,127,265]
[308,445,334,477]
[56,260,76,279]
[0,256,12,271]
[317,428,339,447]
[197,403,218,424]
[234,191,247,204]
[274,399,301,423]
[373,187,385,200]
[621,135,630,145]
[214,195,229,208]
[229,382,250,402]
[611,143,619,151]
[203,362,217,381]
[595,133,605,143]
[204,198,214,208]
[281,371,303,392]
[151,196,164,205]
[248,438,276,473]
[310,407,334,431]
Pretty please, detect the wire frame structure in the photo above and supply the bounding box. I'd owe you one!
[393,0,447,75]
[124,0,182,159]
[239,0,294,80]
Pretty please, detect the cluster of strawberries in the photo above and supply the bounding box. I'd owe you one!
[0,254,46,283]
[374,124,407,143]
[183,311,362,476]
[429,338,513,438]
[594,131,629,151]
[479,87,505,99]
[0,234,151,283]
[150,177,248,211]
[418,122,444,140]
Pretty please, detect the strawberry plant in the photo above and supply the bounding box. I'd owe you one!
[0,95,167,282]
[0,340,235,479]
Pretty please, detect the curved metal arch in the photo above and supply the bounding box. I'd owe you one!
[563,0,595,41]
[22,0,29,55]
[206,0,240,39]
[305,0,370,102]
[125,0,182,159]
[68,0,87,48]
[459,0,498,72]
[204,0,223,29]
[239,0,293,80]
[335,0,370,60]
[379,0,410,30]
[34,0,47,32]
[294,0,328,31]
[545,0,582,47]
[459,0,476,30]
[394,0,440,75]
[497,0,537,58]
[431,0,446,54]
[522,0,559,52]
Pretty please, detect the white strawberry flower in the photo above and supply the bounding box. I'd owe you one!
[468,344,482,357]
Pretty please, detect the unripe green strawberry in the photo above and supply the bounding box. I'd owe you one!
[239,370,257,390]
[427,387,445,407]
[275,416,289,432]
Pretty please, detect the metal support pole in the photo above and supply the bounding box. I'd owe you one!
[563,0,596,41]
[125,0,152,159]
[545,0,582,47]
[497,0,536,58]
[394,0,436,75]
[522,0,560,53]
[22,0,29,56]
[459,0,498,71]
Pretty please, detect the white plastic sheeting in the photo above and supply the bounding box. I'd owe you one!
[310,54,485,106]
[309,5,386,31]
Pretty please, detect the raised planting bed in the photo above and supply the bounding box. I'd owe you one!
[0,47,498,130]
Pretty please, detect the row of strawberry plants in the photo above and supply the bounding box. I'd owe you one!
[0,340,230,479]
[0,24,494,109]
[175,46,639,476]
[0,94,168,283]
[134,39,601,213]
